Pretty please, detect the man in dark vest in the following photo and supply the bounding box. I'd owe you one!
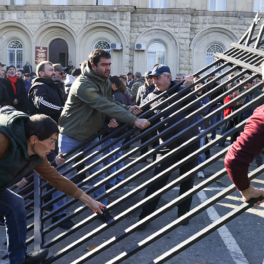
[0,62,11,108]
[2,65,27,112]
[0,106,104,264]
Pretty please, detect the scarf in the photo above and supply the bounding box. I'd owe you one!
[7,74,18,97]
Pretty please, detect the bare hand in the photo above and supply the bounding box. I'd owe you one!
[134,118,150,130]
[240,184,264,208]
[183,75,194,87]
[15,177,29,189]
[79,192,105,214]
[55,153,65,166]
[129,105,143,116]
[13,99,18,105]
[108,118,119,128]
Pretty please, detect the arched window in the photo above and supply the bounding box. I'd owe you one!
[50,0,67,5]
[150,0,167,8]
[94,40,111,52]
[209,0,227,11]
[254,0,264,12]
[147,41,166,71]
[7,40,23,67]
[206,44,224,72]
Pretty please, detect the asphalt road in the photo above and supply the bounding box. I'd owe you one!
[1,135,264,264]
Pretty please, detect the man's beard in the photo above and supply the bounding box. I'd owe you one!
[43,73,54,82]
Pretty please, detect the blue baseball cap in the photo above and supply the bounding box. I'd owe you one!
[150,65,171,76]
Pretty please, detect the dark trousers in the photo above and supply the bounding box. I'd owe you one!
[140,130,159,160]
[139,144,198,219]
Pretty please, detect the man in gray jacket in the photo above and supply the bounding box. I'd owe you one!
[56,49,150,223]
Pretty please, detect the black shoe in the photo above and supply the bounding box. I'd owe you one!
[178,210,189,226]
[24,248,49,264]
[97,211,114,223]
[52,214,75,229]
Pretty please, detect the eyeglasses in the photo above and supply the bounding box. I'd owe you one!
[59,72,65,76]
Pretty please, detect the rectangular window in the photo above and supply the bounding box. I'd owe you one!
[50,0,67,5]
[254,0,264,12]
[209,0,227,11]
[150,0,167,8]
[9,0,25,5]
[97,0,112,5]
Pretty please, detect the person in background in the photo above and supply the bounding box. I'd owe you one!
[103,75,128,189]
[2,65,27,113]
[17,69,24,79]
[126,72,145,104]
[194,81,210,178]
[23,73,32,114]
[126,72,134,89]
[64,67,81,95]
[23,61,32,74]
[0,62,10,109]
[119,75,132,105]
[67,61,74,74]
[175,73,184,85]
[53,64,68,102]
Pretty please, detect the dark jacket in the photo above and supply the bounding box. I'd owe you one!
[208,82,223,108]
[23,64,32,74]
[0,107,83,199]
[136,83,155,106]
[0,82,11,107]
[2,77,27,112]
[59,66,136,141]
[28,78,66,123]
[142,81,200,148]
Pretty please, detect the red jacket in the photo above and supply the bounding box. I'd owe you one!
[225,105,264,191]
[223,95,236,118]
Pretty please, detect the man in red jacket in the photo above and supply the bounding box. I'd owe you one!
[225,64,264,207]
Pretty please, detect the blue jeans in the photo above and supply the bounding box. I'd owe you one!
[210,106,218,139]
[198,130,206,173]
[52,134,107,217]
[0,189,27,264]
[103,138,125,187]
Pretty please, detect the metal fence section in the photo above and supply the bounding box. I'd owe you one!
[2,14,264,263]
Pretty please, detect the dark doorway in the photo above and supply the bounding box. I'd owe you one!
[49,39,68,66]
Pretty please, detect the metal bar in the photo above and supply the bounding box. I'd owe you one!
[40,77,262,219]
[245,20,256,46]
[254,24,264,49]
[148,197,264,264]
[33,172,43,251]
[238,27,250,44]
[39,61,234,195]
[105,166,264,264]
[215,53,262,74]
[231,42,264,58]
[46,117,249,263]
[42,111,250,255]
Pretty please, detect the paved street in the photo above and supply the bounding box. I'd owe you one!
[1,135,264,264]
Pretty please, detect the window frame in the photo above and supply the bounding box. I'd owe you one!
[147,41,166,71]
[206,43,224,73]
[50,0,67,5]
[254,0,264,12]
[149,0,168,9]
[7,39,24,68]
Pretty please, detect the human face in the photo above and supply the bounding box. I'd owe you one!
[54,71,66,82]
[152,73,171,92]
[127,74,132,81]
[119,77,126,86]
[17,71,22,79]
[28,133,57,158]
[145,76,153,87]
[40,64,55,81]
[91,57,111,79]
[7,67,16,77]
[195,83,203,95]
[175,76,183,82]
[244,82,252,90]
[24,75,31,81]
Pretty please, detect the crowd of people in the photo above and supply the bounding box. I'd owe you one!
[0,49,264,263]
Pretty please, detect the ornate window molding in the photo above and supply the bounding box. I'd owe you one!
[7,40,23,67]
[147,41,166,71]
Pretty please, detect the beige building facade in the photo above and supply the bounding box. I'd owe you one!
[0,0,260,77]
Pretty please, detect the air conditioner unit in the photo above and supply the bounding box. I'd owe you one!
[135,43,146,51]
[110,43,122,50]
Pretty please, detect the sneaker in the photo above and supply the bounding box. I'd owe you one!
[23,248,49,264]
[178,210,189,226]
[52,214,75,229]
[197,171,205,178]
